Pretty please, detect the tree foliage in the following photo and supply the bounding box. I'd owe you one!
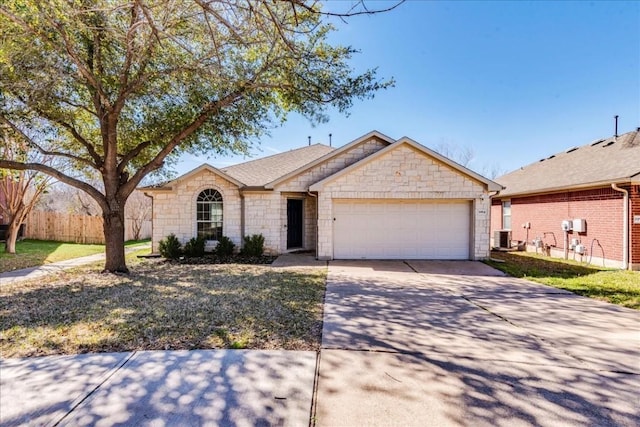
[0,0,395,272]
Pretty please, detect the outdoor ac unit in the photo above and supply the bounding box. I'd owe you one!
[494,230,511,249]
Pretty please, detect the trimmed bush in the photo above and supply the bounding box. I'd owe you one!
[242,234,265,257]
[183,236,206,257]
[159,233,182,259]
[215,236,235,256]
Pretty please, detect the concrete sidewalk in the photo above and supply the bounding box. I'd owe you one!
[0,243,151,285]
[0,350,317,427]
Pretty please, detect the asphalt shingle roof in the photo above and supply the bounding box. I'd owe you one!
[496,129,640,197]
[222,144,335,187]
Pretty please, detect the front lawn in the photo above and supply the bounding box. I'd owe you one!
[485,251,640,309]
[0,239,149,273]
[0,260,326,357]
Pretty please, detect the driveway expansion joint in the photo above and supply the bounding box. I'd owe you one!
[459,294,599,370]
[52,351,137,427]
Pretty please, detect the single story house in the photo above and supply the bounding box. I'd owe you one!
[491,129,640,270]
[144,131,502,260]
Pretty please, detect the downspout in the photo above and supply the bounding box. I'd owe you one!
[611,183,629,269]
[143,192,154,253]
[307,191,318,259]
[240,191,245,249]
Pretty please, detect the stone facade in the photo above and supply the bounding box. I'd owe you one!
[147,136,495,260]
[149,169,241,252]
[276,137,388,192]
[313,144,490,260]
[243,191,281,255]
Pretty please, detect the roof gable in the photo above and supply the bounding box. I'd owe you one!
[310,137,503,192]
[142,163,243,191]
[264,130,394,189]
[222,144,335,187]
[496,130,640,197]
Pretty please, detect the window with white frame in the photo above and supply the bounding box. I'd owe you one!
[502,200,512,230]
[196,189,223,241]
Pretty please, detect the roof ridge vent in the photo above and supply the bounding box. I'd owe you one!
[591,139,605,146]
[603,140,615,147]
[566,147,578,153]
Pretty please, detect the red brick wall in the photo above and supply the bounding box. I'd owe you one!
[490,199,502,233]
[631,185,640,267]
[492,187,627,263]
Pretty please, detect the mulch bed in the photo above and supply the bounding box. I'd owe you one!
[171,254,278,265]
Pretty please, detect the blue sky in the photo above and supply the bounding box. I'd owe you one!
[176,0,640,178]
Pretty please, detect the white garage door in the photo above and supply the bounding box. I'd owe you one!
[333,200,471,260]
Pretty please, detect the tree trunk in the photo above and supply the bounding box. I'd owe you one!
[102,208,128,273]
[3,219,20,254]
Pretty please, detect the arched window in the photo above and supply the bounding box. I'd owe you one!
[196,189,223,241]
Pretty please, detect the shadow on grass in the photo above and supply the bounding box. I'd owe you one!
[484,251,640,309]
[485,250,602,279]
[0,262,326,357]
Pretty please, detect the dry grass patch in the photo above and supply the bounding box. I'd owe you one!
[0,261,326,357]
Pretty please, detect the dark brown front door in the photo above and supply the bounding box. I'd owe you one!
[287,199,303,249]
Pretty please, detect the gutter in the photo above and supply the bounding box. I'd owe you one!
[497,178,634,199]
[611,183,629,269]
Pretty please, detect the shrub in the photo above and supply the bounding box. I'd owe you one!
[242,234,265,257]
[159,233,182,259]
[183,236,206,257]
[215,236,235,256]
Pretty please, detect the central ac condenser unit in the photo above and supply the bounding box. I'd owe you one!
[494,230,511,249]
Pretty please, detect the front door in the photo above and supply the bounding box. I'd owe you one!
[287,199,303,249]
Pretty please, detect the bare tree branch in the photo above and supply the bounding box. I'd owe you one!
[0,160,108,212]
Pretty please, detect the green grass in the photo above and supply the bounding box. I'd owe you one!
[0,239,150,273]
[0,261,327,357]
[485,251,640,309]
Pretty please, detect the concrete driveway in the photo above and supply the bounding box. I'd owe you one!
[316,260,640,427]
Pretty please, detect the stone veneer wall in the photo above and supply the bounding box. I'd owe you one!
[243,192,282,255]
[247,135,387,254]
[315,144,490,260]
[149,169,241,252]
[276,137,388,192]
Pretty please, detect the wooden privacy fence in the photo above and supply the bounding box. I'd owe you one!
[24,210,151,244]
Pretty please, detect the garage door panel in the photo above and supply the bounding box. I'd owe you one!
[333,200,470,260]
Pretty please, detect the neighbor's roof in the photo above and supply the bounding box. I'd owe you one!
[496,129,640,197]
[221,144,335,187]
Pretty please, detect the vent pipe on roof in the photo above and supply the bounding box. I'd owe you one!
[329,133,332,147]
[614,115,619,138]
[308,136,311,146]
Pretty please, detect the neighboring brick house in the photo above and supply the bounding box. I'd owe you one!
[491,129,640,270]
[143,131,501,260]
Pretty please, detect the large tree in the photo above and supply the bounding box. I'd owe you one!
[0,0,395,272]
